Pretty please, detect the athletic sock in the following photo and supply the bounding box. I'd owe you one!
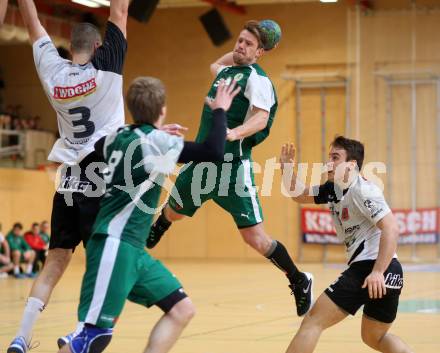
[13,266,20,275]
[74,322,85,336]
[156,210,171,230]
[265,240,306,284]
[25,264,33,274]
[17,297,46,343]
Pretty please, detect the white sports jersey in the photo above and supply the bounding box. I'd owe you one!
[33,21,126,164]
[314,175,395,264]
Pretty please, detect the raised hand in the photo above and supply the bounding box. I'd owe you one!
[280,143,296,171]
[206,79,241,112]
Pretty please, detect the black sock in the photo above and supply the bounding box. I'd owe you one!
[265,240,306,284]
[155,209,171,230]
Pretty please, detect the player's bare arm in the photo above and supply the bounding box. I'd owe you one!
[0,0,8,26]
[17,0,48,43]
[109,0,129,38]
[362,212,399,299]
[279,143,315,204]
[226,107,268,142]
[210,52,234,77]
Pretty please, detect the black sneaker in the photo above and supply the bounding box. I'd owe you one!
[289,272,314,316]
[146,219,170,249]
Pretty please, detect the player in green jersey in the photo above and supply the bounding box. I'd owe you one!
[147,20,313,317]
[58,77,240,353]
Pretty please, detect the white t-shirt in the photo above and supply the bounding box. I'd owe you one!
[33,21,126,164]
[314,175,395,264]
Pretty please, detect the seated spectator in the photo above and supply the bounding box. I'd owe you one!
[39,220,50,247]
[24,222,46,272]
[6,223,35,278]
[0,225,14,278]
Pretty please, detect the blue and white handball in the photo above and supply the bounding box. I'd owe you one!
[259,19,282,50]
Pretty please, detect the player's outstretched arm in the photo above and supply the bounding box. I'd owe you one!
[109,0,129,38]
[17,0,47,43]
[178,79,240,163]
[280,143,315,204]
[0,0,8,26]
[210,52,234,77]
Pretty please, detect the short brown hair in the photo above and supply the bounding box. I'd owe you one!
[243,20,267,48]
[126,77,166,125]
[331,136,365,170]
[243,20,264,48]
[71,23,102,54]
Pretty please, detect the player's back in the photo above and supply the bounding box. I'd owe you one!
[93,124,184,247]
[33,21,127,164]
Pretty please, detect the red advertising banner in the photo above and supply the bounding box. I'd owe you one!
[302,208,439,244]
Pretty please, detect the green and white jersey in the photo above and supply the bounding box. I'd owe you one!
[92,124,184,248]
[196,64,277,160]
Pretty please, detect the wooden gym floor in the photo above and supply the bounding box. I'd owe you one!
[1,259,440,353]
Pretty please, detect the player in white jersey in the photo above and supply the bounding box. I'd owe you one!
[7,1,129,353]
[280,136,413,353]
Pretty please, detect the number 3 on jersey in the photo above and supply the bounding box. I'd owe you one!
[68,107,95,138]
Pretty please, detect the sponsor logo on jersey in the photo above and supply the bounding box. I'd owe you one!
[234,73,244,81]
[53,78,97,100]
[344,224,360,234]
[363,199,383,218]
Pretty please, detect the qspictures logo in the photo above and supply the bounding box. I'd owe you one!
[53,78,97,100]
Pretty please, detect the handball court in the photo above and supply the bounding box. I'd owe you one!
[1,259,440,353]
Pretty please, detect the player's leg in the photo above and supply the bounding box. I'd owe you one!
[11,250,24,278]
[147,164,203,248]
[285,293,348,353]
[63,236,140,353]
[7,192,78,353]
[144,297,195,353]
[127,257,195,353]
[22,250,35,277]
[0,254,14,275]
[361,259,412,353]
[239,223,313,316]
[218,159,313,315]
[361,316,413,353]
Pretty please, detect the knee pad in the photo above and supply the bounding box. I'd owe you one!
[70,325,113,353]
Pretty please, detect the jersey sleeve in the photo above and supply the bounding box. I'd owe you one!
[92,21,127,74]
[33,36,65,80]
[352,182,391,225]
[244,72,275,112]
[138,130,184,175]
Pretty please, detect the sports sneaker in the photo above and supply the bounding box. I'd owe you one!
[146,218,171,249]
[25,272,37,279]
[0,272,8,279]
[57,333,75,349]
[289,272,314,316]
[7,336,29,353]
[70,326,112,353]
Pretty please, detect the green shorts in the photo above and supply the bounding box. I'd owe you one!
[78,234,182,328]
[169,158,263,228]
